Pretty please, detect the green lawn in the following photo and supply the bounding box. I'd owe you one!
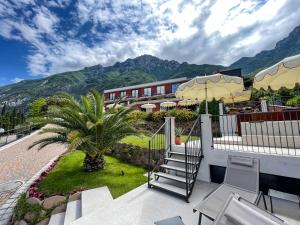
[38,152,147,198]
[120,134,190,148]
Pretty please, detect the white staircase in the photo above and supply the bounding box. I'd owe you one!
[48,187,113,225]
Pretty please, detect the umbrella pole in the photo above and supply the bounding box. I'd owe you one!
[205,81,208,114]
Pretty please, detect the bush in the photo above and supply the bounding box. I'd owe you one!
[108,143,164,169]
[152,111,168,122]
[150,109,196,122]
[129,110,147,121]
[286,95,300,107]
[168,109,197,122]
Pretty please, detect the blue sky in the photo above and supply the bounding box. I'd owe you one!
[0,0,300,86]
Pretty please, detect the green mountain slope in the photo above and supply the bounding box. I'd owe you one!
[230,26,300,76]
[0,56,226,107]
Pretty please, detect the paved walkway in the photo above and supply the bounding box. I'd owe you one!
[0,131,66,184]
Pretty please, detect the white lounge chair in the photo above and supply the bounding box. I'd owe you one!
[214,193,288,225]
[193,155,267,224]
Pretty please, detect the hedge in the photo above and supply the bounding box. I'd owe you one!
[107,143,164,169]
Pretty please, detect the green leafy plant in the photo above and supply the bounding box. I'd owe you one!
[151,109,196,122]
[29,90,141,171]
[286,95,300,107]
[175,127,184,137]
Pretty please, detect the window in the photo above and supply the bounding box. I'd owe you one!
[144,87,151,96]
[132,89,138,98]
[171,83,180,93]
[157,86,165,95]
[109,93,115,101]
[120,91,127,98]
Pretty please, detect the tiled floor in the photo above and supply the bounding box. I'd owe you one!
[0,131,66,184]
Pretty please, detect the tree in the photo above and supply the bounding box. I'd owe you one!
[29,90,140,171]
[196,98,219,115]
[30,98,47,118]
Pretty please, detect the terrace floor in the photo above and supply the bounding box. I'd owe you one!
[213,136,300,155]
[71,181,300,225]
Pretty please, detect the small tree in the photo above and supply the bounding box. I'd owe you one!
[29,90,140,171]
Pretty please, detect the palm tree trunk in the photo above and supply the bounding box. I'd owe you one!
[83,154,105,171]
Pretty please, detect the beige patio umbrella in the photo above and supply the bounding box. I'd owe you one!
[141,103,156,109]
[253,54,300,90]
[141,103,156,113]
[222,90,251,104]
[160,101,176,110]
[106,103,122,109]
[178,99,199,106]
[175,73,244,113]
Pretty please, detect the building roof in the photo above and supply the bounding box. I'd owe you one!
[104,77,188,93]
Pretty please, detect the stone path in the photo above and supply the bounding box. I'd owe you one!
[0,131,66,224]
[0,131,66,184]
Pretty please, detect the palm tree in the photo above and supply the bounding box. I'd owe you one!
[29,90,140,171]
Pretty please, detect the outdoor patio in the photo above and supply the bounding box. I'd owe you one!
[69,180,300,225]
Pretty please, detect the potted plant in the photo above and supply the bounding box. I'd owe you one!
[175,127,184,145]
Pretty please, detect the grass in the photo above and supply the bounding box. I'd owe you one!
[120,134,190,148]
[38,152,147,198]
[14,193,48,224]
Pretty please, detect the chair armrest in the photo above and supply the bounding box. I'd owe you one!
[193,185,221,213]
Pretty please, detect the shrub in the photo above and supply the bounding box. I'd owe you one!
[152,111,168,122]
[286,95,300,107]
[128,110,147,121]
[149,109,197,122]
[168,109,197,122]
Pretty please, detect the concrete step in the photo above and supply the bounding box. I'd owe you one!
[165,157,198,165]
[81,186,113,216]
[149,180,186,197]
[154,172,193,184]
[64,200,82,225]
[168,151,198,157]
[49,212,66,225]
[160,164,195,174]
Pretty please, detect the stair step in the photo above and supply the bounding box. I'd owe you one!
[49,212,65,225]
[149,180,186,196]
[169,151,199,157]
[160,164,195,173]
[164,157,198,164]
[154,172,193,184]
[63,200,82,225]
[81,186,113,216]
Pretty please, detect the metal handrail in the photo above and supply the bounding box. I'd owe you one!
[184,115,202,199]
[148,119,169,187]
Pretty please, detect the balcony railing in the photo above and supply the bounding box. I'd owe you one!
[211,110,300,156]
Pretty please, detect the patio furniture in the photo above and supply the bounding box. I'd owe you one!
[154,216,185,225]
[193,155,267,225]
[213,193,288,225]
[268,189,300,213]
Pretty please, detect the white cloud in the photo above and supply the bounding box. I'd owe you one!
[11,77,24,83]
[34,7,59,34]
[0,0,300,77]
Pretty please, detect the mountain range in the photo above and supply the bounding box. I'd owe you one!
[0,25,300,108]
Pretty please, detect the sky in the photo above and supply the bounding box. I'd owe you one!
[0,0,300,86]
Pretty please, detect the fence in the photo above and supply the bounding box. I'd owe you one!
[211,110,300,156]
[0,126,33,147]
